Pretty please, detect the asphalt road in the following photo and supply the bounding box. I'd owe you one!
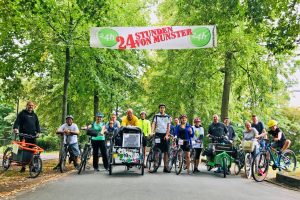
[13,165,300,200]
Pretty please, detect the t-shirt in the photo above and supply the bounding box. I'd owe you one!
[58,123,79,144]
[226,125,236,140]
[268,128,286,143]
[208,122,228,137]
[153,114,171,134]
[192,126,204,148]
[91,122,105,141]
[121,115,139,126]
[106,120,120,129]
[251,121,265,135]
[243,128,258,141]
[138,119,151,137]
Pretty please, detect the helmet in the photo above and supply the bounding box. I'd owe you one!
[180,114,187,119]
[194,117,201,123]
[66,115,74,120]
[96,112,104,117]
[158,104,166,108]
[140,111,147,116]
[267,120,277,128]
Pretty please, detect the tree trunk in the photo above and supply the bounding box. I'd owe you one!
[221,51,233,121]
[61,46,70,124]
[94,90,99,117]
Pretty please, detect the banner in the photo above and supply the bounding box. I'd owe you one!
[90,26,217,50]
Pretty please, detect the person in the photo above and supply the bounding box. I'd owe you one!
[192,117,204,173]
[138,111,152,167]
[251,115,267,137]
[174,114,194,174]
[151,104,171,173]
[57,115,80,170]
[88,112,108,171]
[223,117,236,142]
[207,114,229,173]
[170,117,179,136]
[267,120,291,152]
[243,121,259,155]
[13,101,41,172]
[109,113,121,129]
[207,114,228,143]
[121,108,139,126]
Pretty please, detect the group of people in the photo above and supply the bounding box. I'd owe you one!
[13,101,291,174]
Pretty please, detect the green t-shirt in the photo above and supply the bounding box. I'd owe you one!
[91,122,105,141]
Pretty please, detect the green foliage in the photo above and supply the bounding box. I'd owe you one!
[37,134,60,151]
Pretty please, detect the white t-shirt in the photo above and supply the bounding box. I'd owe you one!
[243,128,258,141]
[58,123,79,144]
[153,114,171,134]
[192,126,204,148]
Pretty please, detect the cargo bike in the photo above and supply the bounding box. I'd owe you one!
[2,133,44,178]
[108,126,144,175]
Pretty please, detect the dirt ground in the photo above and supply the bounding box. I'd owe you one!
[0,159,75,199]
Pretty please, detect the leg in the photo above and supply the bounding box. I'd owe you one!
[91,140,100,170]
[281,140,291,152]
[186,151,190,174]
[99,140,108,170]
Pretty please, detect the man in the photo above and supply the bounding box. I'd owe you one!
[57,115,80,169]
[207,114,228,173]
[223,117,236,142]
[152,104,171,173]
[138,111,152,167]
[13,101,41,172]
[251,115,267,137]
[170,117,179,136]
[121,108,139,126]
[208,114,228,142]
[110,113,121,129]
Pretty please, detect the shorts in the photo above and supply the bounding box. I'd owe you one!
[177,140,190,152]
[155,133,169,153]
[143,136,148,147]
[68,143,80,157]
[195,148,202,160]
[271,140,285,149]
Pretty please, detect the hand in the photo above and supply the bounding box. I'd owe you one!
[36,133,41,138]
[164,134,170,140]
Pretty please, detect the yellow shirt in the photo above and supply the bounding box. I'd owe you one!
[138,119,151,137]
[121,115,139,126]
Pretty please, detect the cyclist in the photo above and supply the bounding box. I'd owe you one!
[251,115,267,137]
[223,117,236,142]
[267,120,291,152]
[138,111,152,167]
[192,117,204,173]
[174,114,194,174]
[243,121,259,155]
[108,113,120,129]
[121,108,139,126]
[151,103,171,173]
[87,112,108,171]
[13,101,41,172]
[57,115,80,169]
[170,117,180,136]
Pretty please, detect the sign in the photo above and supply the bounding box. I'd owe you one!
[90,26,217,49]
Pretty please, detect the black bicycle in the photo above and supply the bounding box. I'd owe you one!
[146,135,162,173]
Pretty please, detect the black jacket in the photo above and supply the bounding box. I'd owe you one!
[13,109,41,135]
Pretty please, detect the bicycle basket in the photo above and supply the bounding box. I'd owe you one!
[242,141,255,153]
[87,129,98,137]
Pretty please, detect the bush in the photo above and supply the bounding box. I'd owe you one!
[37,135,60,151]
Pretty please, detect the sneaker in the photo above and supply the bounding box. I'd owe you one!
[163,168,171,173]
[193,168,200,173]
[20,166,26,173]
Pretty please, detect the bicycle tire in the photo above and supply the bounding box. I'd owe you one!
[244,153,252,179]
[2,147,13,170]
[168,149,176,171]
[189,148,195,173]
[29,155,42,178]
[78,149,88,174]
[59,148,67,173]
[280,149,297,172]
[251,152,269,182]
[222,157,227,178]
[175,148,184,175]
[148,148,162,173]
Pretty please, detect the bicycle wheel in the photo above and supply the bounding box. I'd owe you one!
[149,148,162,173]
[280,149,296,172]
[244,153,252,179]
[29,155,42,178]
[189,149,195,173]
[59,148,67,173]
[175,148,184,175]
[78,148,89,175]
[2,147,13,170]
[222,157,227,178]
[252,152,269,182]
[168,149,175,171]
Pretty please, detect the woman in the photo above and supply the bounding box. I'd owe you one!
[88,112,108,171]
[174,114,194,174]
[192,117,204,173]
[243,121,259,155]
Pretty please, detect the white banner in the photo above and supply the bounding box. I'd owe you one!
[90,26,217,50]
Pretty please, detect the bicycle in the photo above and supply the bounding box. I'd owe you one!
[242,140,257,179]
[77,129,97,174]
[2,133,44,178]
[251,139,297,182]
[146,135,162,173]
[174,138,193,175]
[232,140,245,175]
[56,131,79,173]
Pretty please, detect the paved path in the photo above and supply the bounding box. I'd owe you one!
[14,165,300,200]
